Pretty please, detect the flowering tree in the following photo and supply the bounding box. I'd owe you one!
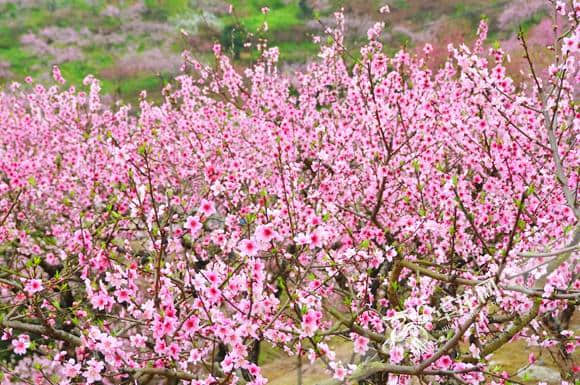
[0,2,578,385]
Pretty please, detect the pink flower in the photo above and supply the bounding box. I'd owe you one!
[184,317,199,335]
[206,271,219,285]
[205,286,221,304]
[83,359,104,384]
[255,224,278,244]
[115,288,130,303]
[469,343,480,359]
[308,229,324,249]
[528,352,536,364]
[367,22,385,40]
[24,279,43,295]
[239,239,259,256]
[90,291,112,311]
[198,199,216,217]
[438,355,453,368]
[389,345,404,364]
[129,334,146,348]
[352,334,369,355]
[556,1,566,15]
[302,310,321,337]
[12,334,30,355]
[63,359,81,378]
[333,365,347,381]
[185,216,203,236]
[168,342,180,359]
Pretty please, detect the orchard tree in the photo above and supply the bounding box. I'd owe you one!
[0,2,578,385]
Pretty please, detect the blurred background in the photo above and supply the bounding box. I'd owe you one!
[0,0,556,104]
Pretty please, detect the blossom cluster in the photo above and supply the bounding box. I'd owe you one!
[0,2,578,384]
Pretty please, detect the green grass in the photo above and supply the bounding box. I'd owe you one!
[228,0,288,15]
[277,40,319,62]
[116,75,164,100]
[143,0,189,20]
[393,0,410,10]
[0,0,558,105]
[452,3,481,21]
[0,47,41,77]
[0,26,21,50]
[220,1,304,33]
[22,8,55,29]
[239,4,303,32]
[59,60,98,86]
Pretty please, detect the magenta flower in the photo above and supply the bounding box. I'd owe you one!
[185,215,203,236]
[389,345,404,364]
[255,224,278,244]
[23,279,43,295]
[83,359,104,384]
[239,239,259,256]
[198,199,216,217]
[11,335,30,355]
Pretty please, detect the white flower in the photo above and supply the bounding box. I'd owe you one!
[474,278,498,302]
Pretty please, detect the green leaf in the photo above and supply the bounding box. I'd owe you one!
[412,159,420,172]
[276,276,286,290]
[245,213,256,224]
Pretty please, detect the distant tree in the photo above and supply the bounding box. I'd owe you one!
[299,0,313,18]
[220,23,246,59]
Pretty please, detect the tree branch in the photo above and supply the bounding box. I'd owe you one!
[1,319,82,347]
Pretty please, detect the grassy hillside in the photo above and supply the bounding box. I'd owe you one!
[0,0,551,104]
